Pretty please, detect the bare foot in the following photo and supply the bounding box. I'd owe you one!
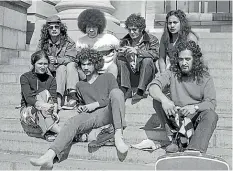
[30,149,56,169]
[114,129,128,154]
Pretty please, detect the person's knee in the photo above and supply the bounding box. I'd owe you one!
[203,109,218,124]
[109,88,124,98]
[56,65,66,73]
[67,62,76,69]
[107,63,118,78]
[142,58,153,66]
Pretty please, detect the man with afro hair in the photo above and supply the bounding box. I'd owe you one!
[116,13,159,104]
[76,9,120,78]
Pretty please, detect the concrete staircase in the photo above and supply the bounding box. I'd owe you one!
[0,32,232,170]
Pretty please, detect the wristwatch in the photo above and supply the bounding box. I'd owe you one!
[194,105,199,112]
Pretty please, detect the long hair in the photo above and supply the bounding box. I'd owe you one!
[31,50,50,70]
[170,40,209,83]
[76,48,104,71]
[77,9,106,34]
[39,22,68,52]
[162,10,198,47]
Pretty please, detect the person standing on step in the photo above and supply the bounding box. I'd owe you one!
[20,50,60,142]
[37,15,80,110]
[148,40,218,153]
[76,8,120,79]
[116,13,159,104]
[29,48,128,169]
[158,10,198,73]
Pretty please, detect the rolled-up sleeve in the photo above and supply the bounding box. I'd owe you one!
[197,77,217,111]
[20,75,37,106]
[147,70,172,91]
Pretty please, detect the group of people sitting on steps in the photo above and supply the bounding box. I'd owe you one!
[18,8,218,169]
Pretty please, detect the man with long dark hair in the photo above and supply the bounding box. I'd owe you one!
[37,15,80,110]
[148,40,218,153]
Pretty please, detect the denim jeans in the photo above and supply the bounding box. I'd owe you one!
[117,58,155,91]
[56,62,80,96]
[153,100,218,153]
[50,88,126,161]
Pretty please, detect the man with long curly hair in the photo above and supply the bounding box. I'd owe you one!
[159,10,198,73]
[30,48,128,169]
[37,15,80,110]
[76,9,119,78]
[116,13,159,104]
[147,40,218,153]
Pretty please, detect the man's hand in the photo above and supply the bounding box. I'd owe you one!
[161,99,177,117]
[77,102,100,113]
[180,105,196,116]
[48,56,56,64]
[125,46,137,54]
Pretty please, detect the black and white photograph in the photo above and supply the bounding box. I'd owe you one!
[0,0,232,170]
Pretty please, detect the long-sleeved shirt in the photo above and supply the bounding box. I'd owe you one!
[148,70,216,111]
[121,31,159,61]
[76,33,120,73]
[37,36,77,66]
[20,71,57,107]
[76,73,118,108]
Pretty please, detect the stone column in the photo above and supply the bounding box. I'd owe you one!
[55,0,127,41]
[27,0,58,51]
[0,1,31,63]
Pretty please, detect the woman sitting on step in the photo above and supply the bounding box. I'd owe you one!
[158,9,198,73]
[20,50,60,141]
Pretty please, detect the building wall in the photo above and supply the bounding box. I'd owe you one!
[0,1,31,63]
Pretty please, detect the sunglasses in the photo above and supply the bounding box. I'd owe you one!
[48,25,60,30]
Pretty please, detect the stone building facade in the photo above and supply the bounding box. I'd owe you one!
[0,0,232,59]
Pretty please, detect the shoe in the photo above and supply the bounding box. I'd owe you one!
[165,142,179,153]
[62,100,77,110]
[131,94,144,105]
[88,125,115,148]
[131,139,161,151]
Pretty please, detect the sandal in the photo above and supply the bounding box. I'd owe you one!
[130,139,161,151]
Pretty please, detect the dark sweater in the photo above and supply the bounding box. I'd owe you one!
[76,73,118,108]
[20,71,57,107]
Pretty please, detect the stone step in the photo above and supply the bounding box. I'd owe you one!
[203,52,232,61]
[209,68,232,79]
[0,131,166,165]
[0,83,21,94]
[0,152,154,170]
[0,65,32,73]
[198,40,231,53]
[206,60,232,69]
[206,147,232,169]
[18,51,34,59]
[1,105,231,130]
[0,93,231,115]
[0,120,159,145]
[0,117,231,149]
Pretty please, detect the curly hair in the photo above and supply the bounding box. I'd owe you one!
[77,9,106,34]
[39,22,68,53]
[162,10,198,47]
[125,13,146,31]
[170,40,209,84]
[76,48,104,71]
